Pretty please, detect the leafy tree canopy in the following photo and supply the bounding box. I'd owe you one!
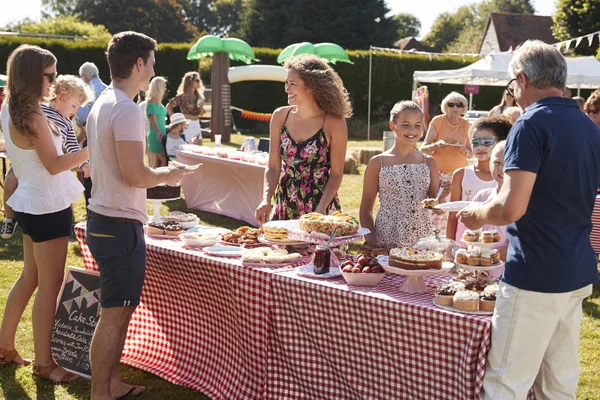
[552,0,600,56]
[4,15,112,42]
[392,13,421,40]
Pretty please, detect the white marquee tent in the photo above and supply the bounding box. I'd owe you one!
[412,52,600,108]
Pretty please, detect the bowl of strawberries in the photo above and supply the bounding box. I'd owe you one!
[340,253,386,286]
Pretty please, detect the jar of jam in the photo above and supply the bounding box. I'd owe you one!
[313,245,331,275]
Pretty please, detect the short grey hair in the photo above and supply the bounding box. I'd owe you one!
[508,40,566,90]
[441,91,468,113]
[390,100,422,121]
[79,62,100,79]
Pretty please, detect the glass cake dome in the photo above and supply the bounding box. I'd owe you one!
[411,228,458,262]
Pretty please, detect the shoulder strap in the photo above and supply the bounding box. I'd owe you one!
[282,107,293,125]
[321,112,327,129]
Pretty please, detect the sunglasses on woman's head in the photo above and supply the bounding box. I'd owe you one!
[44,73,57,84]
[447,102,464,108]
[472,136,497,147]
[585,108,599,115]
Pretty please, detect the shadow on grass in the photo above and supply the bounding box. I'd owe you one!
[0,364,30,400]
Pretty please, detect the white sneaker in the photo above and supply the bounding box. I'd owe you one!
[1,219,18,239]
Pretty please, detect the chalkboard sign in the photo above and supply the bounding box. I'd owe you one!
[51,267,101,378]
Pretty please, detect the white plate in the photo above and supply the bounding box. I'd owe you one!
[460,239,498,248]
[454,261,504,271]
[262,220,300,230]
[294,263,342,279]
[203,245,247,257]
[434,201,478,212]
[187,226,232,235]
[432,298,493,316]
[377,256,454,276]
[258,234,308,246]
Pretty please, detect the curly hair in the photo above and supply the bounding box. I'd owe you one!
[6,44,57,138]
[469,115,512,140]
[48,74,94,107]
[177,71,205,101]
[284,54,352,119]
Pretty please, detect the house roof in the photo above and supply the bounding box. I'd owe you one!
[394,36,427,51]
[484,13,555,52]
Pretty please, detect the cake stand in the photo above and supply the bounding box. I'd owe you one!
[148,197,181,223]
[377,256,453,293]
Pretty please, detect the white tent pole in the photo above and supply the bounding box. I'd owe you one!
[469,78,473,110]
[368,45,372,144]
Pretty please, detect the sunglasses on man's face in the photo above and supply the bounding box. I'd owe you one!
[585,108,599,115]
[447,102,464,108]
[44,72,57,84]
[471,136,497,147]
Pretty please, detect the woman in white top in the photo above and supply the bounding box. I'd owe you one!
[0,45,86,383]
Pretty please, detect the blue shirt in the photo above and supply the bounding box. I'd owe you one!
[76,77,107,127]
[503,97,600,293]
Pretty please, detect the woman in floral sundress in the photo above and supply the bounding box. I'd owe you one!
[360,101,441,248]
[255,54,352,223]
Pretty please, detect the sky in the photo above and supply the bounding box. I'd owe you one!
[0,0,557,39]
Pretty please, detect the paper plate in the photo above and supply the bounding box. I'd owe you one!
[203,245,247,257]
[434,201,477,212]
[294,263,342,279]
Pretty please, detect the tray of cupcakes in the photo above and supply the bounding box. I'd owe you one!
[460,229,502,248]
[454,247,504,271]
[433,269,499,315]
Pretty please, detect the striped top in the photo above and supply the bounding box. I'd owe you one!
[41,103,81,154]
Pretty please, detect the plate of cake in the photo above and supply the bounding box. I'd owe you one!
[377,248,451,275]
[432,281,498,315]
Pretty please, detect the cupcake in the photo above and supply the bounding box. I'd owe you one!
[491,230,501,242]
[489,249,500,263]
[479,250,492,266]
[466,250,480,266]
[480,231,494,243]
[453,290,480,311]
[455,249,468,264]
[479,284,499,311]
[462,230,478,242]
[435,284,459,306]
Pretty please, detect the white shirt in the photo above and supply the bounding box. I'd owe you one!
[166,135,186,158]
[1,103,84,215]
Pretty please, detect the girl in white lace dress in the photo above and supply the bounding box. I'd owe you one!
[360,101,440,248]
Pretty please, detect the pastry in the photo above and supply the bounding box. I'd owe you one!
[462,229,478,242]
[492,230,501,242]
[147,222,166,235]
[489,249,500,263]
[222,226,264,245]
[481,231,494,243]
[299,212,360,236]
[421,198,438,209]
[466,250,480,266]
[479,284,499,311]
[388,247,443,270]
[164,222,184,236]
[453,290,480,311]
[435,283,462,306]
[455,248,468,264]
[479,251,492,266]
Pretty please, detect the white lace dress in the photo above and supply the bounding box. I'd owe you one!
[375,162,434,248]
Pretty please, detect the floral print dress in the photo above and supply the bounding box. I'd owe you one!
[272,109,341,220]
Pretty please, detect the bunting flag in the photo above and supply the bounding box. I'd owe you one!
[575,36,584,48]
[587,34,595,47]
[86,295,99,308]
[370,45,480,59]
[63,299,74,314]
[80,287,89,296]
[565,40,572,51]
[553,30,600,52]
[71,279,82,293]
[74,295,83,308]
[66,274,74,284]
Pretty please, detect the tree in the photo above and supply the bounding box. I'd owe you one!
[16,15,112,41]
[238,0,396,49]
[421,7,471,52]
[182,0,243,37]
[489,0,534,14]
[553,0,600,56]
[392,13,421,40]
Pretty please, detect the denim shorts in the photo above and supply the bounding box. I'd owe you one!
[14,206,72,243]
[86,212,146,308]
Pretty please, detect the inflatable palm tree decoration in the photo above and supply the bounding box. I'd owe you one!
[187,35,257,143]
[277,42,352,64]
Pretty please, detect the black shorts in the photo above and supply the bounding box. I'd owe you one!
[85,211,146,308]
[14,206,72,243]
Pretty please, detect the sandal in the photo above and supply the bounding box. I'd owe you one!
[32,361,79,383]
[116,385,146,399]
[0,347,32,366]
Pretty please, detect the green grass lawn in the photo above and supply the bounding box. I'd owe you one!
[1,134,599,399]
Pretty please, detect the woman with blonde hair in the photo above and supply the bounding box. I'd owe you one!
[166,71,205,142]
[146,76,168,167]
[255,54,352,223]
[0,45,86,383]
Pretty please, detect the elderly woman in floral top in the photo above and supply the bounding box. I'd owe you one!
[255,54,352,223]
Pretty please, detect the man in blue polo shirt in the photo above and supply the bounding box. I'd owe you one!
[458,40,600,399]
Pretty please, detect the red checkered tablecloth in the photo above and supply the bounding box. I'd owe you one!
[74,222,535,400]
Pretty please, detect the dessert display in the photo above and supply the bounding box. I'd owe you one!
[241,247,302,264]
[461,229,501,243]
[479,284,499,312]
[147,221,184,236]
[147,184,181,200]
[388,247,443,270]
[452,290,480,311]
[434,271,499,313]
[222,226,264,246]
[299,212,360,237]
[434,282,465,306]
[421,198,439,209]
[455,248,500,267]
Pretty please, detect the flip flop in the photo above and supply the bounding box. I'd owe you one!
[116,385,146,399]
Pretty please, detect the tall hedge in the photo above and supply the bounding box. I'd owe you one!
[1,37,594,138]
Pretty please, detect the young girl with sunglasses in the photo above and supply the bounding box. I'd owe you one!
[360,101,440,249]
[446,116,511,242]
